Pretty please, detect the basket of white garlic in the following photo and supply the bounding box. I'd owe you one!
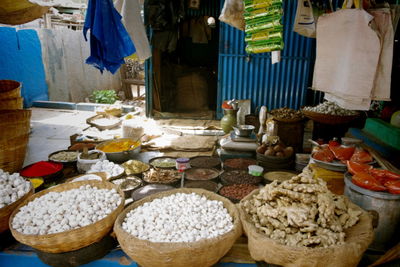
[114,188,242,267]
[238,167,374,267]
[302,102,360,125]
[0,170,34,233]
[9,180,125,253]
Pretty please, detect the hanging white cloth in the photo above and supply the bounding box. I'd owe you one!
[114,0,151,60]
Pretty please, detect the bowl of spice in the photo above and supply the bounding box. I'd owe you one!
[219,184,259,203]
[189,156,221,169]
[119,176,143,198]
[223,158,257,171]
[131,184,175,201]
[142,169,181,186]
[149,157,176,169]
[185,168,220,182]
[48,150,79,166]
[184,180,219,192]
[20,161,64,182]
[220,170,262,186]
[96,138,141,163]
[122,160,150,177]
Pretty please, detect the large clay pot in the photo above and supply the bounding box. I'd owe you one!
[221,109,238,134]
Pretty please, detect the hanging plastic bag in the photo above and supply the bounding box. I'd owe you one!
[293,0,316,38]
[219,0,245,31]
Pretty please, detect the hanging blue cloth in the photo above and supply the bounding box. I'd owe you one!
[83,0,136,74]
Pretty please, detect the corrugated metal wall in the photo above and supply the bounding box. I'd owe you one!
[217,0,315,118]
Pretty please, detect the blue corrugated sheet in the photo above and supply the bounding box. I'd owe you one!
[217,0,315,118]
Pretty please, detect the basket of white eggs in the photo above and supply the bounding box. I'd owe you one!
[0,169,34,233]
[9,180,125,253]
[113,188,242,267]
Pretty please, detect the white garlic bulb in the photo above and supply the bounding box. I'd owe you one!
[0,169,31,209]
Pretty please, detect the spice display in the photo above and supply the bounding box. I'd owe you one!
[270,107,303,121]
[71,174,103,182]
[121,193,234,242]
[221,170,262,185]
[303,101,358,116]
[220,184,258,200]
[347,161,400,194]
[88,160,124,179]
[120,177,142,191]
[244,0,284,54]
[98,139,140,153]
[30,178,44,190]
[49,151,79,162]
[190,156,221,169]
[257,140,294,158]
[0,169,31,208]
[12,185,121,235]
[184,180,218,192]
[143,169,181,184]
[20,161,63,178]
[224,158,257,170]
[149,157,176,168]
[185,168,219,181]
[241,168,361,248]
[122,160,150,175]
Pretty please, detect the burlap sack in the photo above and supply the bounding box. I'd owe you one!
[114,188,242,267]
[238,189,374,267]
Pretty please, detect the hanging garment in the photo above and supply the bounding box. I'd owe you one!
[114,0,151,60]
[83,0,136,74]
[312,7,381,110]
[190,17,212,44]
[369,8,393,101]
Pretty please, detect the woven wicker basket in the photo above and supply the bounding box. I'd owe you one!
[0,97,23,110]
[0,110,31,172]
[114,188,242,267]
[0,181,34,233]
[0,80,21,99]
[9,180,125,253]
[302,110,359,125]
[238,189,374,267]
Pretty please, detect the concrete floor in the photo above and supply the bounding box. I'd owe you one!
[24,108,95,166]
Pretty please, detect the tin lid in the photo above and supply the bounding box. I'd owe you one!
[176,158,190,163]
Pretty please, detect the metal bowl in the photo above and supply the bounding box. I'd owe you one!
[232,125,255,137]
[96,138,141,163]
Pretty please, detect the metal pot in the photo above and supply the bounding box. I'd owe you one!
[232,125,255,137]
[96,138,141,163]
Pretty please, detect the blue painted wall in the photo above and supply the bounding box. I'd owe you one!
[0,27,48,107]
[217,0,315,118]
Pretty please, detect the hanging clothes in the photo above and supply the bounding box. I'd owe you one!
[114,0,152,60]
[83,0,136,74]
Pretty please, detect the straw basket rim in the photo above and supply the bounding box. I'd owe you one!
[0,180,34,233]
[9,180,125,253]
[302,110,360,125]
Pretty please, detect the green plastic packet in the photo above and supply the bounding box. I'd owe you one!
[245,29,283,42]
[245,18,283,34]
[244,0,282,11]
[245,40,284,54]
[244,3,283,20]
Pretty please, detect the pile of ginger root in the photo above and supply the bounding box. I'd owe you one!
[241,167,362,248]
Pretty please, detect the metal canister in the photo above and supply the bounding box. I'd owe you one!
[344,173,400,251]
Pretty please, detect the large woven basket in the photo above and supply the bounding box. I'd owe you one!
[9,180,125,253]
[0,97,23,109]
[114,188,242,267]
[238,189,374,267]
[0,80,21,99]
[0,180,34,233]
[302,110,359,125]
[0,110,31,172]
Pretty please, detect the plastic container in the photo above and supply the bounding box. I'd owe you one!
[77,150,106,173]
[176,158,190,172]
[248,165,263,176]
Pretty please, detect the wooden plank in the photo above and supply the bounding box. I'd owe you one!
[120,64,133,99]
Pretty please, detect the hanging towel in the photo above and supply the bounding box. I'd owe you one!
[369,8,393,101]
[114,0,152,60]
[312,7,381,110]
[83,0,136,74]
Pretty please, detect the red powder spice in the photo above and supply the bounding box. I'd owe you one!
[20,161,63,177]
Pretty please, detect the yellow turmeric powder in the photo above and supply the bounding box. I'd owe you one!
[99,139,140,153]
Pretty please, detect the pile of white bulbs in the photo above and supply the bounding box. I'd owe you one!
[0,169,31,208]
[87,160,124,178]
[122,193,234,242]
[12,185,121,235]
